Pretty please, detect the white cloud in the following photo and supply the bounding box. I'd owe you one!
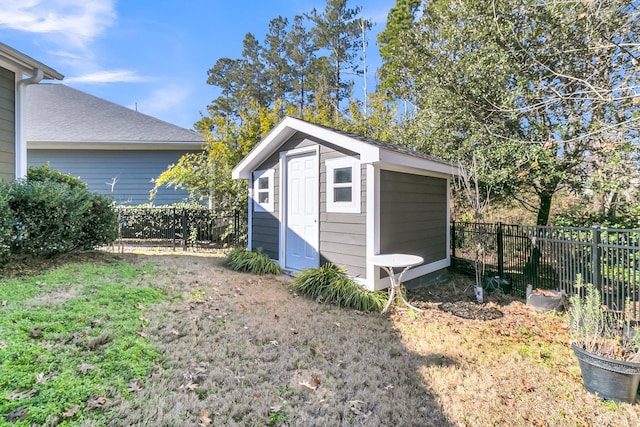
[0,0,116,48]
[65,70,145,84]
[134,83,194,127]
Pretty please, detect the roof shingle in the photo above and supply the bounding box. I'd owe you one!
[26,84,202,144]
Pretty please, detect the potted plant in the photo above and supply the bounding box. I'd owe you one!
[568,278,640,403]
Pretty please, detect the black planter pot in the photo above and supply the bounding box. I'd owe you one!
[572,343,640,404]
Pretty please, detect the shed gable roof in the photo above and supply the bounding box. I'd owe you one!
[26,84,203,150]
[232,116,457,179]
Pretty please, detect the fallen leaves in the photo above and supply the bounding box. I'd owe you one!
[298,380,317,391]
[198,408,212,426]
[128,378,144,392]
[5,406,28,422]
[62,404,79,419]
[29,327,43,338]
[299,374,322,391]
[86,395,107,409]
[6,389,37,400]
[77,363,95,373]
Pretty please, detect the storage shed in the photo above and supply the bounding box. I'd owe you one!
[232,116,458,291]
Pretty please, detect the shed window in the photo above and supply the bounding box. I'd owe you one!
[253,169,274,212]
[326,158,360,213]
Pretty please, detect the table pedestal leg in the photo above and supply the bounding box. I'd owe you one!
[380,266,424,314]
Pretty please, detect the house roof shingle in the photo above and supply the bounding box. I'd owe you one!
[26,84,203,147]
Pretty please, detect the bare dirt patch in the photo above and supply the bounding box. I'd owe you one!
[99,252,640,426]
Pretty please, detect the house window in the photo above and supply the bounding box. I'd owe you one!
[253,169,274,212]
[326,157,360,213]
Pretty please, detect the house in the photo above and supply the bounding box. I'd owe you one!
[232,116,459,291]
[0,42,63,183]
[26,84,204,205]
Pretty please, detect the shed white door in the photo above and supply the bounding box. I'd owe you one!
[285,152,319,270]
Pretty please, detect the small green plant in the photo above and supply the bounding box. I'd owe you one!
[568,276,640,361]
[225,248,281,275]
[267,405,289,426]
[292,263,388,312]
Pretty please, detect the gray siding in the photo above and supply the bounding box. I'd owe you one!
[251,133,315,261]
[0,67,15,183]
[319,144,366,278]
[250,131,367,276]
[28,149,198,205]
[380,170,447,264]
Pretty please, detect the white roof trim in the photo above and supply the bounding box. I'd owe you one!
[0,42,63,80]
[378,150,459,176]
[28,140,203,150]
[232,116,457,180]
[233,117,378,179]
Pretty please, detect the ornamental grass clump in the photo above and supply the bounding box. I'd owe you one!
[568,276,640,362]
[292,263,388,312]
[225,248,281,275]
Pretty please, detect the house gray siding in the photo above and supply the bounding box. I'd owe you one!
[0,67,15,183]
[251,132,366,276]
[380,170,447,264]
[28,149,198,205]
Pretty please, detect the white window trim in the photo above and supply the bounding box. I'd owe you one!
[253,169,274,212]
[326,157,360,213]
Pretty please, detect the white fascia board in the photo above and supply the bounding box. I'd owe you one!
[27,141,204,150]
[232,120,297,180]
[284,117,380,163]
[0,45,63,80]
[232,116,381,180]
[378,149,460,177]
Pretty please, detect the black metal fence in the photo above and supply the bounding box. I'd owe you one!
[451,222,640,316]
[115,207,244,250]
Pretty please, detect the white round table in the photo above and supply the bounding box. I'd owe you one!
[368,253,424,314]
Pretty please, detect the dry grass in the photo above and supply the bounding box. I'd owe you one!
[100,252,640,426]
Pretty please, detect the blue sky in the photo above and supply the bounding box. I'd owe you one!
[0,0,395,130]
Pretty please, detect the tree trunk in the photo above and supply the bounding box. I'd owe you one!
[536,191,553,226]
[526,191,555,276]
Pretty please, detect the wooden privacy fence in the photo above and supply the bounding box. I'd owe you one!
[116,207,243,250]
[451,222,640,316]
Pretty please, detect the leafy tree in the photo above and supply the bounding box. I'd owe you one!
[286,15,319,115]
[264,16,293,111]
[344,90,399,141]
[159,0,385,211]
[307,0,371,119]
[381,0,640,225]
[376,0,421,94]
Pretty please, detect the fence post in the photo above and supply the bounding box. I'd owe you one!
[172,207,176,251]
[591,225,601,290]
[234,209,240,246]
[450,221,456,260]
[182,209,188,250]
[497,222,504,278]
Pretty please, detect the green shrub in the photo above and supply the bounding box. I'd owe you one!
[292,263,388,312]
[81,193,118,249]
[226,248,281,275]
[27,163,88,190]
[5,166,117,257]
[8,180,90,256]
[0,185,14,262]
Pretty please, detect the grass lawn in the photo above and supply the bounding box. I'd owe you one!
[2,251,640,426]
